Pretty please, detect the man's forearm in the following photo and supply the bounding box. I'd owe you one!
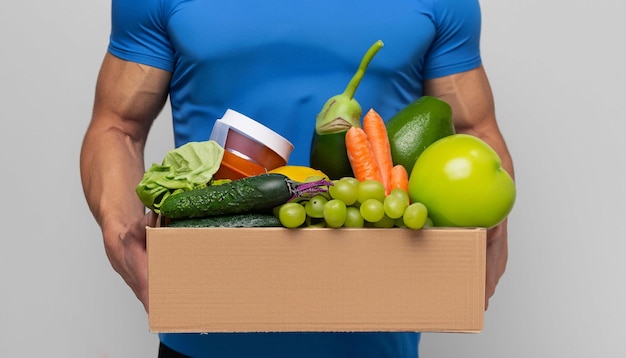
[80,121,147,233]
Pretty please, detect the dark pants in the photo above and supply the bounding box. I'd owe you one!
[159,343,191,358]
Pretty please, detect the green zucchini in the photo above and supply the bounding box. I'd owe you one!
[167,213,281,228]
[160,173,331,219]
[310,131,354,180]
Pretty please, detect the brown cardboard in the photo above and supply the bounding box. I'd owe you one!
[147,227,486,333]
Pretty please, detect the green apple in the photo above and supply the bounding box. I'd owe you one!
[408,134,515,228]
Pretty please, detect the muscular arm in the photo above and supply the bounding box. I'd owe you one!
[80,53,171,310]
[424,65,514,309]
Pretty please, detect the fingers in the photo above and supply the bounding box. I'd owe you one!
[484,220,509,310]
[146,210,159,227]
[103,215,150,312]
[128,217,150,310]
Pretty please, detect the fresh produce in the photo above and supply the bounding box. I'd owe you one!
[408,134,516,228]
[136,140,224,212]
[140,71,509,231]
[268,165,329,182]
[389,164,409,194]
[310,40,384,179]
[401,202,429,230]
[345,108,402,197]
[360,198,385,223]
[167,213,281,228]
[278,202,307,228]
[362,109,394,193]
[304,195,328,218]
[373,214,396,228]
[160,173,331,219]
[345,126,383,184]
[275,176,428,230]
[383,188,410,219]
[327,179,358,206]
[323,199,348,228]
[344,206,365,228]
[386,96,455,174]
[356,179,386,203]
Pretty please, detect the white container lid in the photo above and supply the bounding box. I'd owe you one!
[209,120,230,147]
[210,109,294,162]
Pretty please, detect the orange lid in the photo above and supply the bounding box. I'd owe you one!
[214,150,267,181]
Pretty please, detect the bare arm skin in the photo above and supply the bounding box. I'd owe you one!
[80,53,172,311]
[424,65,515,310]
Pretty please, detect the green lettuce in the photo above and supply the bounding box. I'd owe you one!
[136,140,224,212]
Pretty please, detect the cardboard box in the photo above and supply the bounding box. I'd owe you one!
[147,227,486,333]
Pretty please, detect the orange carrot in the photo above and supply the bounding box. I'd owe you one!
[345,126,383,183]
[363,108,393,194]
[389,164,409,195]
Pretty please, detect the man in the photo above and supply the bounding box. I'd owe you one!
[80,0,513,356]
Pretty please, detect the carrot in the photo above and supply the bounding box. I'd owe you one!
[363,109,393,194]
[345,126,383,183]
[389,164,409,195]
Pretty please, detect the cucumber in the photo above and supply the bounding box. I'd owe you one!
[167,213,281,228]
[160,173,331,219]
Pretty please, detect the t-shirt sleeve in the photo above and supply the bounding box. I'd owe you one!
[422,0,483,80]
[107,0,175,72]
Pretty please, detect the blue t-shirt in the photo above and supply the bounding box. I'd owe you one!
[109,0,482,356]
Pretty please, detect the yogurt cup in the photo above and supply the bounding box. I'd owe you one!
[210,109,294,180]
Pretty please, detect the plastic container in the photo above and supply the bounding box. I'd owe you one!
[210,109,294,180]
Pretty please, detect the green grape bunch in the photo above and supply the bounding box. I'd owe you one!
[275,177,430,230]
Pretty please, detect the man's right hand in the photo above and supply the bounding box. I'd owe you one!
[102,211,157,312]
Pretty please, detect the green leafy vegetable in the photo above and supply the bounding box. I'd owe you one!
[136,140,224,212]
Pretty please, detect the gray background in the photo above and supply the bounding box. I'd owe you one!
[1,0,624,357]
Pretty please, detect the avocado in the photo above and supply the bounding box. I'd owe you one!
[386,96,455,174]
